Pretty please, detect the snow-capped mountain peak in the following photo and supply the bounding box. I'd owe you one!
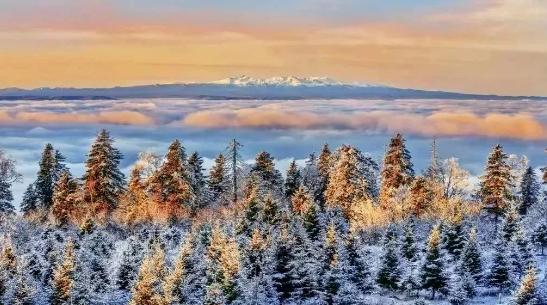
[211,75,361,87]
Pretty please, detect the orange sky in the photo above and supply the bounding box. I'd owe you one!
[0,0,546,95]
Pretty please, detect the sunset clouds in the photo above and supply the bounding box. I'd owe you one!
[0,0,546,95]
[0,111,153,125]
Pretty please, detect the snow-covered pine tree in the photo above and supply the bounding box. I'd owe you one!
[502,205,522,242]
[511,268,540,305]
[448,272,470,305]
[82,129,125,221]
[205,227,240,304]
[285,160,301,199]
[511,229,535,279]
[250,151,283,194]
[376,226,401,291]
[303,199,321,242]
[442,212,466,261]
[316,144,332,209]
[421,225,448,299]
[128,243,165,305]
[345,233,373,293]
[271,228,295,303]
[460,227,483,284]
[226,139,244,205]
[236,189,261,237]
[148,139,193,221]
[401,219,420,295]
[0,150,21,216]
[379,133,414,209]
[188,152,209,214]
[532,223,547,255]
[35,144,66,211]
[118,166,150,226]
[117,236,146,291]
[20,183,39,217]
[51,170,78,227]
[260,195,281,227]
[51,240,75,305]
[519,166,540,216]
[325,145,369,215]
[208,154,230,206]
[163,237,192,305]
[479,144,512,223]
[291,186,312,216]
[13,270,34,305]
[488,239,512,292]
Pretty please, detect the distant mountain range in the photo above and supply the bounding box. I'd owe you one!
[0,76,544,100]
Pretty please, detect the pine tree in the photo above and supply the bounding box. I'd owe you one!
[51,240,75,305]
[0,150,20,216]
[377,226,401,290]
[379,133,414,208]
[345,234,373,293]
[226,139,243,205]
[163,238,192,305]
[208,154,230,206]
[408,176,432,217]
[401,220,418,262]
[532,223,547,255]
[511,268,540,305]
[502,206,521,242]
[519,167,540,215]
[237,190,261,236]
[421,225,448,299]
[460,227,483,283]
[251,151,282,193]
[117,236,145,291]
[20,183,39,217]
[82,129,125,220]
[316,143,332,209]
[325,145,369,215]
[512,229,535,279]
[480,144,512,222]
[488,239,511,292]
[148,139,193,221]
[118,166,150,226]
[129,243,165,305]
[188,152,208,214]
[442,213,466,260]
[13,271,33,305]
[272,229,295,302]
[205,227,240,304]
[303,200,321,241]
[284,160,301,198]
[51,170,78,227]
[290,186,312,216]
[35,144,66,210]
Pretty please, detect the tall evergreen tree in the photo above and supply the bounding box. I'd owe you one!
[0,150,21,216]
[188,152,208,213]
[82,130,125,220]
[518,167,540,215]
[129,243,165,305]
[408,176,433,217]
[208,154,230,206]
[51,240,75,305]
[163,238,192,305]
[51,170,78,227]
[421,225,448,299]
[379,133,414,208]
[488,240,511,292]
[284,160,301,199]
[377,226,401,290]
[35,144,66,210]
[480,144,512,222]
[251,151,282,193]
[460,227,483,283]
[442,213,466,260]
[117,236,145,291]
[315,144,332,209]
[205,227,240,304]
[510,268,540,305]
[532,223,547,255]
[290,186,312,216]
[148,139,193,220]
[226,139,243,205]
[20,183,39,217]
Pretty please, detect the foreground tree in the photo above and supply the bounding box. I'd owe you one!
[51,170,78,226]
[284,160,301,199]
[518,167,540,216]
[0,150,21,215]
[35,144,66,211]
[51,241,75,305]
[421,225,448,299]
[208,154,230,206]
[380,133,414,208]
[82,130,125,220]
[129,243,165,305]
[510,268,540,305]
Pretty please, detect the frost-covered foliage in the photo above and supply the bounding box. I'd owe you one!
[0,132,545,305]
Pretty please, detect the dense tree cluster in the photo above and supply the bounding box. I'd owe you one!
[0,131,545,305]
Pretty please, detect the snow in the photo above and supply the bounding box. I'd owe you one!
[210,75,374,87]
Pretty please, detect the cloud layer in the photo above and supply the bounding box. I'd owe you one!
[0,110,153,125]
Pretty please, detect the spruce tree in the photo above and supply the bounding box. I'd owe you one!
[408,176,432,217]
[442,213,466,260]
[290,186,312,216]
[13,271,33,305]
[488,240,511,292]
[20,183,39,217]
[316,143,332,209]
[51,240,75,305]
[148,139,193,220]
[345,234,373,293]
[205,227,240,303]
[519,167,540,215]
[163,238,192,305]
[460,227,483,283]
[377,226,401,290]
[303,200,321,241]
[117,236,145,291]
[51,170,78,227]
[284,160,301,198]
[502,206,521,242]
[35,144,66,210]
[379,133,414,208]
[260,195,281,227]
[208,154,229,206]
[479,144,512,222]
[250,151,282,193]
[118,166,149,226]
[272,229,295,302]
[0,150,20,216]
[188,151,208,213]
[129,243,165,305]
[82,129,125,219]
[512,229,535,279]
[532,223,547,255]
[421,225,448,299]
[511,268,540,305]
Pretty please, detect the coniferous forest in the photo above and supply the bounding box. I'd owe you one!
[0,130,546,305]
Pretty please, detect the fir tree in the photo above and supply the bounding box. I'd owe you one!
[208,154,230,206]
[291,186,312,216]
[401,220,418,262]
[148,139,193,221]
[377,226,401,290]
[502,206,521,242]
[379,133,414,208]
[460,227,483,283]
[480,144,512,222]
[442,213,466,260]
[82,129,125,220]
[205,227,240,303]
[118,166,149,226]
[272,229,295,302]
[303,200,321,241]
[284,160,301,198]
[20,183,39,217]
[512,229,535,279]
[13,271,34,305]
[51,170,78,227]
[316,144,332,209]
[35,144,66,210]
[163,238,192,305]
[188,152,208,213]
[250,151,282,193]
[226,139,243,205]
[532,223,547,255]
[421,225,448,299]
[345,234,373,293]
[408,176,432,217]
[117,236,145,291]
[51,240,75,305]
[0,150,20,216]
[511,268,540,305]
[129,243,165,305]
[488,240,511,292]
[237,190,261,236]
[519,167,540,215]
[260,195,281,227]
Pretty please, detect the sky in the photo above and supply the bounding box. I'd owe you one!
[1,0,547,95]
[1,98,546,206]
